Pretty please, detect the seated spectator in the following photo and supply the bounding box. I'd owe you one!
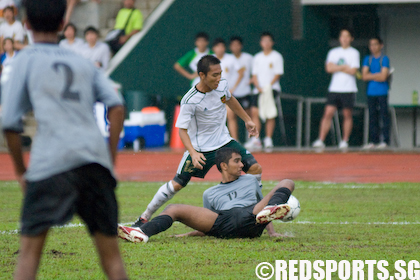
[0,6,25,51]
[0,37,16,70]
[80,26,110,70]
[59,23,84,54]
[114,0,143,45]
[0,0,16,19]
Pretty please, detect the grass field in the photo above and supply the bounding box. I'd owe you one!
[0,180,419,279]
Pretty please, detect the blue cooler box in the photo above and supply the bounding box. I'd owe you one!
[123,124,166,147]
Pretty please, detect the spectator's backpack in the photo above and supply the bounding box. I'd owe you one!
[368,55,393,89]
[105,9,134,54]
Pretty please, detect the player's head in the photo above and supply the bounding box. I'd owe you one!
[3,37,14,52]
[339,28,354,48]
[212,38,226,57]
[260,32,274,51]
[84,26,99,45]
[63,23,77,40]
[216,147,243,177]
[229,36,243,55]
[24,0,66,33]
[3,6,14,22]
[195,32,209,51]
[123,0,135,9]
[197,55,222,90]
[368,36,383,54]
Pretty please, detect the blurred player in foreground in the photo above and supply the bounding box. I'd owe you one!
[118,147,294,242]
[1,0,127,279]
[133,55,280,236]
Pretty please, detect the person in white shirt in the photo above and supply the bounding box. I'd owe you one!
[58,23,84,54]
[251,32,284,151]
[312,28,360,150]
[0,37,16,70]
[0,0,15,18]
[0,6,26,52]
[212,38,237,88]
[80,26,110,70]
[226,36,259,144]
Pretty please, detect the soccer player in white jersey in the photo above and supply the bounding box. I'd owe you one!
[212,37,237,88]
[251,32,284,151]
[130,55,281,236]
[312,28,360,150]
[118,147,294,242]
[1,0,127,279]
[226,36,260,144]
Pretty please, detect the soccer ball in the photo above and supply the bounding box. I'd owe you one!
[281,195,301,222]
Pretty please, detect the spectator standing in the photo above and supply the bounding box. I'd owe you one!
[81,26,110,70]
[114,0,142,46]
[0,6,25,52]
[59,23,84,54]
[362,37,390,149]
[64,0,101,25]
[212,38,236,87]
[251,32,284,151]
[312,28,360,150]
[174,32,212,87]
[226,36,259,144]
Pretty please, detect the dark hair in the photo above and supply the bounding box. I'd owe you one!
[3,37,14,47]
[369,36,383,45]
[197,55,220,75]
[84,26,99,36]
[212,37,225,47]
[3,6,14,14]
[229,36,243,45]
[195,32,209,41]
[339,28,355,38]
[215,147,241,172]
[23,0,66,32]
[261,31,274,41]
[63,23,77,34]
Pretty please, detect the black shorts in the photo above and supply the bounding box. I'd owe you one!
[326,92,355,109]
[205,204,266,239]
[21,163,118,236]
[236,94,258,110]
[173,140,258,187]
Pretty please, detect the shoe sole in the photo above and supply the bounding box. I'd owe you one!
[256,204,291,224]
[117,225,145,243]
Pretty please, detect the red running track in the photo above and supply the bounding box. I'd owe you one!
[1,151,419,183]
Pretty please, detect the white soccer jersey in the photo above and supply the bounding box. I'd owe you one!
[175,79,233,152]
[252,50,284,93]
[326,46,360,93]
[218,53,237,90]
[230,52,253,98]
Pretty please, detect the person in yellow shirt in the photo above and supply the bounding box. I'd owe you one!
[114,0,143,45]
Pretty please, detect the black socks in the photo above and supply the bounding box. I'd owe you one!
[140,215,174,237]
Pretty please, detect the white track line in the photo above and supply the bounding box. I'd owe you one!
[1,221,419,235]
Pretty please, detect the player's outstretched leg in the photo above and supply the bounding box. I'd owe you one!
[253,179,295,224]
[133,180,182,226]
[119,204,218,243]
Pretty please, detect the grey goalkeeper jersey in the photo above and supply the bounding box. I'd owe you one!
[1,43,122,181]
[203,174,263,211]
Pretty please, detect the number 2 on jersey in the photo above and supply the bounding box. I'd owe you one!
[53,62,80,101]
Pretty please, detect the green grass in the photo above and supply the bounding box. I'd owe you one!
[0,181,419,279]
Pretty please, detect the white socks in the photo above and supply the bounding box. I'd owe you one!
[141,181,177,221]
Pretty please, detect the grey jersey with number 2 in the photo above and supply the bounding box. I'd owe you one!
[1,43,122,181]
[203,174,263,211]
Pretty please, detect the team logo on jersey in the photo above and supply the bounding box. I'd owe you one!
[269,63,273,69]
[220,95,226,103]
